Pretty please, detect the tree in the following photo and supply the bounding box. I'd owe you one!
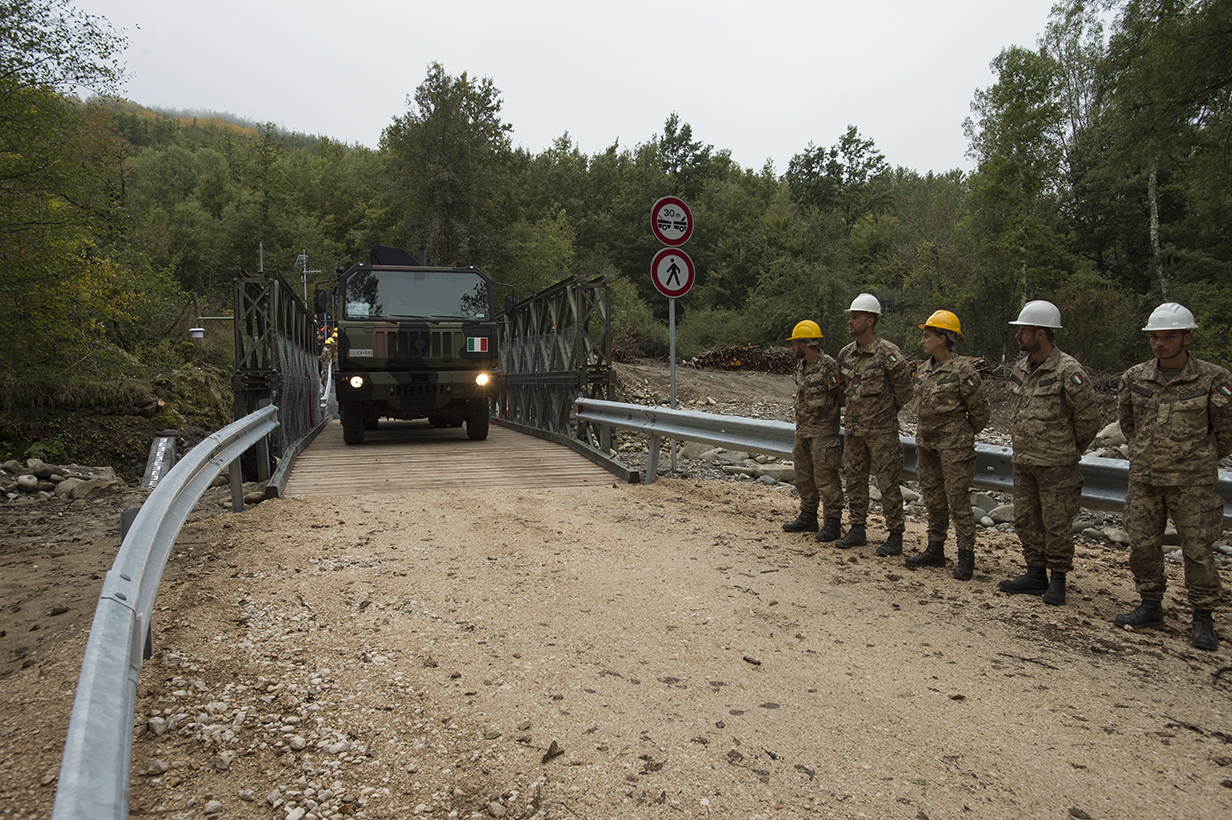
[381,63,512,265]
[965,45,1068,305]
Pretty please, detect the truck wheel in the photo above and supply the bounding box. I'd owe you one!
[466,399,489,441]
[341,402,365,445]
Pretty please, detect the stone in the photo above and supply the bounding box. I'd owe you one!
[1082,527,1108,542]
[980,516,995,527]
[27,459,54,479]
[970,493,1000,514]
[700,448,751,464]
[988,504,1015,524]
[54,477,85,498]
[1,460,21,474]
[900,487,921,503]
[15,475,37,493]
[1095,420,1126,448]
[679,441,714,460]
[1104,528,1130,545]
[756,465,796,483]
[971,506,988,521]
[203,800,224,815]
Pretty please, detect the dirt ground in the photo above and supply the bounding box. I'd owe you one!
[1,363,1230,820]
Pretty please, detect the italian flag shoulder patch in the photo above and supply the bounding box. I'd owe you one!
[467,337,489,353]
[1070,372,1085,386]
[1218,383,1232,397]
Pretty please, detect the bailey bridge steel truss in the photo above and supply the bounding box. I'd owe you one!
[499,275,614,443]
[232,268,319,464]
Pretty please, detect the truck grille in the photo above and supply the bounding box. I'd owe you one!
[389,383,455,397]
[374,330,462,361]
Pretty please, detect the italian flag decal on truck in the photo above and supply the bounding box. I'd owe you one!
[467,337,488,353]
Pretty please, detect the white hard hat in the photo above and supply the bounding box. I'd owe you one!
[1008,300,1062,329]
[849,293,882,315]
[1142,302,1198,331]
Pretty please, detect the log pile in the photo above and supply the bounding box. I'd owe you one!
[689,345,796,374]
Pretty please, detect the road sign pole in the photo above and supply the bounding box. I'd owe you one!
[669,296,677,473]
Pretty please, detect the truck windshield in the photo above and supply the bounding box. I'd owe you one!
[342,270,491,321]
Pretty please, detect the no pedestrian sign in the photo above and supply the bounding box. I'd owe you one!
[651,196,693,246]
[651,248,695,298]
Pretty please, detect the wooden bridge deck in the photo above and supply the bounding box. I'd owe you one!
[281,419,618,496]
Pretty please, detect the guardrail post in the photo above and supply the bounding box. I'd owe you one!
[229,459,244,513]
[645,435,662,485]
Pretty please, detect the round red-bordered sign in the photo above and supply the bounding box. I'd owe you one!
[650,196,693,246]
[651,248,695,298]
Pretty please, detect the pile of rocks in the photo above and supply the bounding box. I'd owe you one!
[1,458,120,503]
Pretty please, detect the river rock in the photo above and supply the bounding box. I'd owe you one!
[2,460,21,474]
[988,504,1015,524]
[16,475,38,493]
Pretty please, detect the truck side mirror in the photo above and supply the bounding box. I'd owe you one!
[504,293,516,316]
[314,290,328,315]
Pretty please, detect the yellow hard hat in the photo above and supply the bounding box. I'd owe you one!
[919,310,962,335]
[788,320,823,341]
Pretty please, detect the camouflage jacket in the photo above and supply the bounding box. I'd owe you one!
[1008,346,1101,466]
[837,336,913,435]
[913,354,991,451]
[1118,354,1232,485]
[795,353,843,439]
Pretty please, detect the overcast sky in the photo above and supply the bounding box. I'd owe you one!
[74,0,1062,175]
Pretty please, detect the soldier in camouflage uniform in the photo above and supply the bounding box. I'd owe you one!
[904,311,991,580]
[998,301,1102,607]
[1113,303,1232,651]
[782,321,845,540]
[833,293,914,554]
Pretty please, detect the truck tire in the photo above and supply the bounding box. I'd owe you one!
[466,399,489,441]
[341,402,365,445]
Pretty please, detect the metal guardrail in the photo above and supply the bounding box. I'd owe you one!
[52,405,280,820]
[574,398,1232,524]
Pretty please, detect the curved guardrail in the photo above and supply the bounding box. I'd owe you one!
[51,405,279,820]
[574,397,1232,524]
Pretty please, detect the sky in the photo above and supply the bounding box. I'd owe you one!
[73,0,1064,176]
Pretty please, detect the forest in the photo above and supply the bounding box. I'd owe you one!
[2,0,1230,412]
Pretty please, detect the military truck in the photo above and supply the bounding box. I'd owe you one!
[318,248,500,445]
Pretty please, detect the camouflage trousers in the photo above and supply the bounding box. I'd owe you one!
[1012,462,1082,572]
[917,445,977,549]
[1124,481,1224,610]
[843,430,905,531]
[792,434,843,521]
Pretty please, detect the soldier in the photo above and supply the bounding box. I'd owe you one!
[905,310,991,580]
[1114,303,1231,651]
[782,321,845,540]
[833,293,913,554]
[998,300,1102,606]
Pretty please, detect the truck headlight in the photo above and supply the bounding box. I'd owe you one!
[349,376,365,389]
[475,373,490,386]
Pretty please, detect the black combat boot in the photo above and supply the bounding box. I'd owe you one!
[1042,571,1066,606]
[875,531,904,556]
[1191,610,1219,651]
[906,541,946,567]
[997,566,1048,595]
[1113,599,1164,629]
[815,518,842,542]
[834,525,867,549]
[952,549,975,580]
[782,510,819,533]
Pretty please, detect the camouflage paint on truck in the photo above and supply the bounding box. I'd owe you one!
[332,263,499,445]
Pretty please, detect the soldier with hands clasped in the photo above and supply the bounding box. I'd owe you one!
[904,310,990,580]
[1113,303,1232,651]
[834,293,913,555]
[998,301,1102,606]
[782,321,845,541]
